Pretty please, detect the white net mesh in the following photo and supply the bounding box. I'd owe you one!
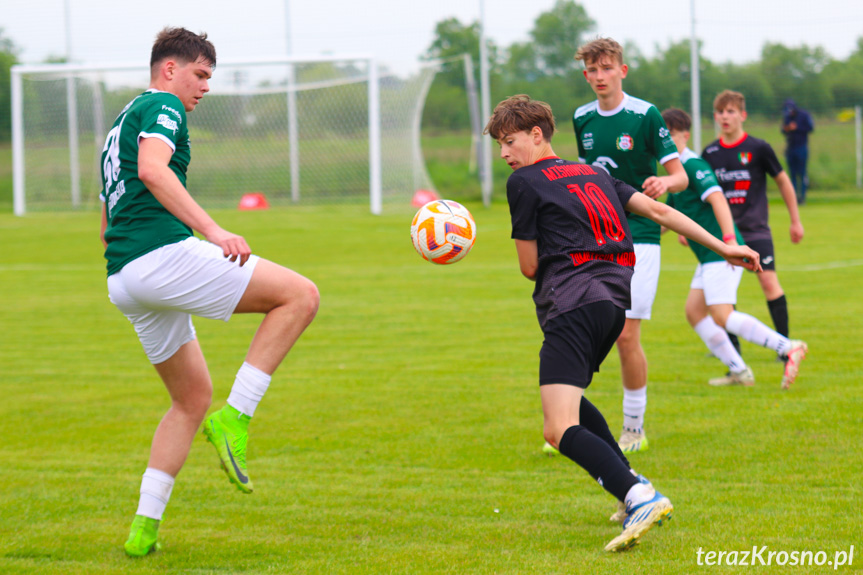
[13,58,439,213]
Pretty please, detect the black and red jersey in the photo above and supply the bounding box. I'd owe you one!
[701,133,784,242]
[507,156,637,327]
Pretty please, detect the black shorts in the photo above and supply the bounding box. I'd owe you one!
[745,238,776,272]
[539,300,626,389]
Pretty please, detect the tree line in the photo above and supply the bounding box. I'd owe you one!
[3,3,863,141]
[421,0,863,131]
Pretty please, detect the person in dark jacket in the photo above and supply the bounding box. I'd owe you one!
[781,99,814,204]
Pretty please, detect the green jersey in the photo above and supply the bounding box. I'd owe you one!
[666,148,743,264]
[100,90,193,276]
[573,93,678,244]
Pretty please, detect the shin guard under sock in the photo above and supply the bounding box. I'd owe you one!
[558,425,638,502]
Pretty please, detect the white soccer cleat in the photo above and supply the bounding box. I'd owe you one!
[618,429,649,453]
[708,366,755,387]
[604,490,673,552]
[609,500,628,524]
[610,473,652,523]
[781,340,808,389]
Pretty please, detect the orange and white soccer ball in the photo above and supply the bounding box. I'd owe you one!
[410,200,477,265]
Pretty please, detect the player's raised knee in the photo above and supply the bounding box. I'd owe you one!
[293,276,320,324]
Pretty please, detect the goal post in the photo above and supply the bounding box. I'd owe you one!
[11,55,440,215]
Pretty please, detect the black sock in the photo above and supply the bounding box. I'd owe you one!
[767,295,789,338]
[579,397,630,468]
[558,425,638,502]
[727,332,742,356]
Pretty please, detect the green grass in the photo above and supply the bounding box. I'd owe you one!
[1,195,860,574]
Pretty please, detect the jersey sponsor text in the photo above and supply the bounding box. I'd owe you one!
[542,163,597,181]
[570,251,636,267]
[157,114,179,134]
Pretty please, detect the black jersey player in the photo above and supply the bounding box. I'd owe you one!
[484,94,760,552]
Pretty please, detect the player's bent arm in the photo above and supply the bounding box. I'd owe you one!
[514,239,538,281]
[625,193,761,272]
[642,158,688,198]
[773,171,804,243]
[138,137,252,265]
[662,158,689,192]
[705,191,737,243]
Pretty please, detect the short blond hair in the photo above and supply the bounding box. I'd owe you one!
[575,37,624,66]
[713,90,746,113]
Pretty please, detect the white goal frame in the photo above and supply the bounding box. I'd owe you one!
[11,54,429,215]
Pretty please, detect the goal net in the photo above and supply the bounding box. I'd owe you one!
[11,56,440,215]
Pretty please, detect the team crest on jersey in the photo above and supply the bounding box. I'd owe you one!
[659,127,669,138]
[616,134,634,151]
[582,132,594,150]
[738,152,752,165]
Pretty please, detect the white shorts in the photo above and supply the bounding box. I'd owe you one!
[626,243,661,320]
[107,237,259,364]
[690,261,743,306]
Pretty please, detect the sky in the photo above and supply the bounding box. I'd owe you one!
[1,0,861,77]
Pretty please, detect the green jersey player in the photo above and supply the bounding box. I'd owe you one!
[662,108,807,390]
[568,37,688,456]
[100,28,319,557]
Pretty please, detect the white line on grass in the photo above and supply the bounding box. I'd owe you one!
[663,259,863,272]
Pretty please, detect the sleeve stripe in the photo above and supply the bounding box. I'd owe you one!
[700,185,724,202]
[138,132,176,152]
[658,151,680,165]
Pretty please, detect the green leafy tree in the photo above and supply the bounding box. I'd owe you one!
[623,40,694,112]
[422,17,501,130]
[502,42,540,83]
[823,37,863,108]
[759,42,833,115]
[713,61,776,117]
[422,18,499,88]
[504,0,595,81]
[0,28,21,141]
[530,0,596,77]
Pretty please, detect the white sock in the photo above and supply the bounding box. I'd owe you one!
[227,362,272,417]
[622,387,647,433]
[725,311,791,356]
[624,482,655,509]
[694,316,747,373]
[136,468,174,520]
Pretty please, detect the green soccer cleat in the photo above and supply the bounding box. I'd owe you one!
[618,429,649,453]
[124,514,161,557]
[541,441,559,456]
[202,405,254,493]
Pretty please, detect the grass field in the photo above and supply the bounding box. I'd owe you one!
[1,194,861,574]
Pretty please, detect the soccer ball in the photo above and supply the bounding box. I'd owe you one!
[410,200,477,265]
